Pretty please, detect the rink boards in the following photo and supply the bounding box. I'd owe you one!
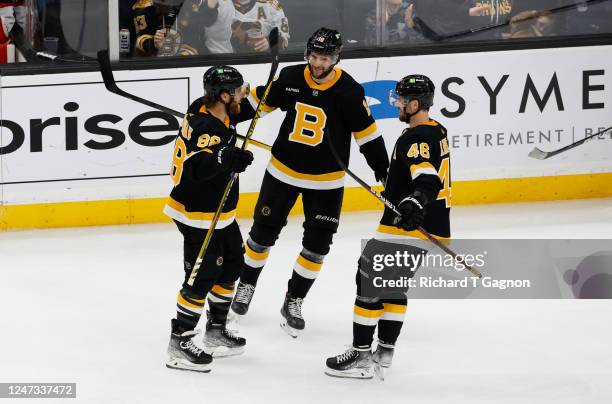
[1,45,611,230]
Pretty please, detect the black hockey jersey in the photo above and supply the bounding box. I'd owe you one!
[246,63,388,190]
[164,98,250,229]
[123,0,160,56]
[377,120,451,239]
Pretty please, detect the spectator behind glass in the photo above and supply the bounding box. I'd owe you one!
[411,0,516,41]
[160,0,234,56]
[231,0,289,52]
[503,9,556,38]
[119,0,165,57]
[364,0,416,46]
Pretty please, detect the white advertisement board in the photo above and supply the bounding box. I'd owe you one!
[1,45,611,206]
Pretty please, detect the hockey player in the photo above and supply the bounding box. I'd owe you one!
[230,27,390,337]
[325,75,451,378]
[164,66,255,372]
[231,0,290,52]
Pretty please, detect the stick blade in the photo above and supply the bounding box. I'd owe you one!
[528,147,550,160]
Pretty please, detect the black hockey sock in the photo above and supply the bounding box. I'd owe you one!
[240,238,271,286]
[175,288,206,332]
[352,296,383,348]
[288,249,324,298]
[208,283,235,324]
[377,301,407,345]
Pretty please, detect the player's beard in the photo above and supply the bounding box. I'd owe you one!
[399,106,409,123]
[309,62,334,81]
[228,101,241,115]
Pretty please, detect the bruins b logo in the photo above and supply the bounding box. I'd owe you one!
[288,102,327,146]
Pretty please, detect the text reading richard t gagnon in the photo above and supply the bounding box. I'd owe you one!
[371,251,531,290]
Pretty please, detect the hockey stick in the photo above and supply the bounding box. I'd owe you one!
[187,27,281,286]
[413,0,609,42]
[528,125,612,160]
[96,50,272,152]
[324,133,483,278]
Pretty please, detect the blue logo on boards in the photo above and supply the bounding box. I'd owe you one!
[362,80,398,120]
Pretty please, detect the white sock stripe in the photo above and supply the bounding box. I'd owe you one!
[380,311,406,322]
[177,304,203,317]
[244,255,268,268]
[208,293,231,304]
[293,263,319,280]
[353,313,381,326]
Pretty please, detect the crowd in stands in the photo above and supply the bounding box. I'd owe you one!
[1,0,611,63]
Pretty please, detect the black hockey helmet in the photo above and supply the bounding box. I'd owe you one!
[390,74,435,109]
[203,65,247,101]
[305,27,343,62]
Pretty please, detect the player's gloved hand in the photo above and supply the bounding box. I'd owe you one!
[393,192,427,231]
[218,146,254,173]
[375,167,388,186]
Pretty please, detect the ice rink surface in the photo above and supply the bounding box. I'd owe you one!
[1,197,612,404]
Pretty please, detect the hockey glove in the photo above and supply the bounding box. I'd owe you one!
[218,146,254,173]
[393,191,427,232]
[375,167,388,186]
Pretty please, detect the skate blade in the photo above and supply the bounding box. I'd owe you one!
[373,363,387,381]
[165,358,211,373]
[205,345,245,358]
[279,319,301,338]
[324,367,374,379]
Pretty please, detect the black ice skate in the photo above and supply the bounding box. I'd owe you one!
[325,346,374,379]
[204,319,246,357]
[373,341,395,380]
[166,320,212,373]
[280,292,305,338]
[230,282,256,319]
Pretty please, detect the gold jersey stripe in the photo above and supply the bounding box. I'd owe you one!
[250,88,277,113]
[409,162,436,177]
[270,156,345,181]
[166,197,236,221]
[178,293,205,309]
[136,34,154,50]
[296,255,322,272]
[245,243,270,260]
[198,105,230,127]
[416,120,439,127]
[383,303,407,314]
[133,0,154,10]
[353,122,377,140]
[354,306,384,318]
[303,65,343,91]
[211,284,234,296]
